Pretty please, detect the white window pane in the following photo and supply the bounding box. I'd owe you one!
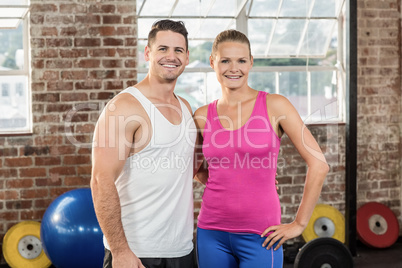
[299,20,336,56]
[249,0,280,17]
[207,0,236,17]
[0,24,24,70]
[311,0,338,17]
[248,19,274,56]
[176,72,205,111]
[312,0,345,17]
[136,0,144,15]
[279,72,308,118]
[0,75,29,131]
[191,19,235,39]
[138,19,158,39]
[206,72,221,103]
[2,0,29,5]
[140,0,176,16]
[269,19,306,56]
[279,0,312,17]
[138,18,235,40]
[248,72,275,93]
[309,71,339,122]
[0,19,21,29]
[179,19,203,39]
[172,0,234,17]
[0,7,28,18]
[172,0,205,16]
[188,40,212,66]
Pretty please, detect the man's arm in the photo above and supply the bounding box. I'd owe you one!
[91,96,145,268]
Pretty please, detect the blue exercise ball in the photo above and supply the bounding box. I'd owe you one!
[40,188,104,268]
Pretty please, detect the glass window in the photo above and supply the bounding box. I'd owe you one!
[248,72,276,93]
[2,84,10,97]
[0,19,31,134]
[15,82,23,96]
[136,0,346,124]
[309,71,339,122]
[0,0,30,28]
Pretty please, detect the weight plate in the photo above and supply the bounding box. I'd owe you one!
[302,204,345,243]
[294,237,354,268]
[2,221,52,268]
[357,202,399,248]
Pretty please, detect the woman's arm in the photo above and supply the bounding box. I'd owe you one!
[261,94,329,250]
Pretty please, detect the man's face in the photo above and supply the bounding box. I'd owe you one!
[145,30,189,82]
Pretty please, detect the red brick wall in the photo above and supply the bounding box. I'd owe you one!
[0,0,401,264]
[356,0,401,222]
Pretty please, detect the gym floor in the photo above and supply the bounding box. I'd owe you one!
[283,239,402,268]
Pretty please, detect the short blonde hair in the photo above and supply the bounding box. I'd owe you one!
[211,30,252,58]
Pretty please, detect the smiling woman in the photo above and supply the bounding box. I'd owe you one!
[193,29,328,268]
[210,40,252,94]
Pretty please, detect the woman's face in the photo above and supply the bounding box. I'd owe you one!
[210,41,253,90]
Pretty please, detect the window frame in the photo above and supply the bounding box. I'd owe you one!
[0,17,32,135]
[137,0,346,124]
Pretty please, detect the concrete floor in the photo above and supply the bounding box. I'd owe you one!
[353,240,402,268]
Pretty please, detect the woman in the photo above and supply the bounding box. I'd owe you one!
[194,30,329,268]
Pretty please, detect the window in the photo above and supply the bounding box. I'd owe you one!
[15,82,24,96]
[137,0,345,123]
[0,3,31,134]
[2,84,10,97]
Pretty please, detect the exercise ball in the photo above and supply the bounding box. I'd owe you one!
[40,188,104,268]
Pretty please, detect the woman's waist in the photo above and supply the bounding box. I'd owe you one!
[198,203,281,233]
[200,190,281,217]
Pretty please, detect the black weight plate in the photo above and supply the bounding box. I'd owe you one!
[294,237,353,268]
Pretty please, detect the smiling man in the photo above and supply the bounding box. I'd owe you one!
[91,20,197,268]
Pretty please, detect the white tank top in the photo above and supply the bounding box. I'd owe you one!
[103,87,196,257]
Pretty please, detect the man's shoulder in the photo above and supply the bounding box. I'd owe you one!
[105,88,146,116]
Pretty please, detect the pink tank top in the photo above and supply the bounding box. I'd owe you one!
[198,91,281,235]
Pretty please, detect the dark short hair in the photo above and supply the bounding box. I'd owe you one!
[211,29,251,58]
[147,20,189,50]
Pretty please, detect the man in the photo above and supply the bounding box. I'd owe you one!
[91,20,196,268]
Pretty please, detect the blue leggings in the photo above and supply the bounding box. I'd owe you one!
[196,227,283,268]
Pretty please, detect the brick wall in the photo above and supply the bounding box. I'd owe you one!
[0,0,401,264]
[356,0,401,221]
